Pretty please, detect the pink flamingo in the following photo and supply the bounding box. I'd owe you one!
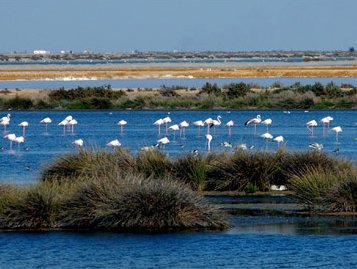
[169,124,180,141]
[4,133,16,151]
[226,120,234,137]
[244,115,261,135]
[192,120,204,136]
[179,121,189,138]
[18,121,29,137]
[306,120,317,136]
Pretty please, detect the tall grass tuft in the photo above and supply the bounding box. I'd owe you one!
[207,151,282,191]
[41,148,135,182]
[289,167,339,210]
[58,173,228,232]
[0,181,68,229]
[172,154,207,191]
[326,172,357,212]
[136,150,171,179]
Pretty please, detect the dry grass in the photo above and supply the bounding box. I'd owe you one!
[1,67,357,81]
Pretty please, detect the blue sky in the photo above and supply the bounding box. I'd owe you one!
[1,0,356,53]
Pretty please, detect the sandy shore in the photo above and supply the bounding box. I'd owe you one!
[1,60,357,81]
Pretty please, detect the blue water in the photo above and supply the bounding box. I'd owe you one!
[2,76,357,89]
[1,109,357,268]
[0,110,356,184]
[0,231,357,268]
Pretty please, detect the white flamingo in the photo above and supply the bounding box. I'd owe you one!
[18,121,29,137]
[168,124,180,141]
[118,120,127,134]
[153,118,164,135]
[179,121,189,138]
[211,115,222,134]
[261,118,272,132]
[58,119,69,135]
[14,136,24,150]
[205,134,212,151]
[40,117,52,133]
[226,120,234,137]
[306,120,317,136]
[204,118,213,134]
[156,136,170,148]
[73,139,84,147]
[331,126,342,143]
[162,116,172,134]
[273,135,284,148]
[192,120,204,136]
[106,139,121,148]
[4,133,16,151]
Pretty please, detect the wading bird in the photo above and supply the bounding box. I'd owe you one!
[118,120,127,134]
[306,120,318,136]
[226,120,234,137]
[331,126,342,143]
[40,117,52,133]
[244,115,261,135]
[205,134,212,151]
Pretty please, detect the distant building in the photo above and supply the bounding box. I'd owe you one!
[33,50,50,55]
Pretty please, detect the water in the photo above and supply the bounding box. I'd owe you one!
[1,228,357,268]
[0,110,356,184]
[2,76,357,89]
[1,109,357,268]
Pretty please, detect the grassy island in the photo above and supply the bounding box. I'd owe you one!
[0,81,357,110]
[0,149,357,232]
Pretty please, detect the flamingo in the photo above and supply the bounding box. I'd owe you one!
[273,135,284,148]
[205,134,212,151]
[204,118,213,134]
[244,115,261,135]
[0,118,10,133]
[331,126,342,143]
[226,120,234,137]
[211,115,222,134]
[106,139,121,148]
[192,120,204,136]
[14,136,24,150]
[4,133,16,151]
[306,120,318,136]
[162,116,172,134]
[118,120,127,134]
[153,118,164,135]
[156,136,170,148]
[18,121,29,137]
[73,139,84,147]
[58,119,69,135]
[261,132,273,140]
[68,119,78,134]
[179,121,189,138]
[309,143,323,151]
[168,124,180,141]
[261,118,272,132]
[40,117,52,133]
[320,116,333,128]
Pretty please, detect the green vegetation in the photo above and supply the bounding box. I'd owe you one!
[1,82,357,110]
[1,148,357,232]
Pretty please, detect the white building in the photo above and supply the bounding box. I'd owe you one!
[33,50,50,55]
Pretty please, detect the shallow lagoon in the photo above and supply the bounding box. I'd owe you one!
[1,109,357,268]
[0,109,356,184]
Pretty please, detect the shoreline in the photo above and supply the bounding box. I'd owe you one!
[0,60,357,81]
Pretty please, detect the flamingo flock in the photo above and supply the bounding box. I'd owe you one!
[0,112,350,157]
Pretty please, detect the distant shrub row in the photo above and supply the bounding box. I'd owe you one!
[0,82,356,110]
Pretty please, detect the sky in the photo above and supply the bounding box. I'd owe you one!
[1,0,357,53]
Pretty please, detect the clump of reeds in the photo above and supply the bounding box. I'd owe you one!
[41,148,135,182]
[172,153,207,191]
[57,172,228,232]
[0,181,70,229]
[135,150,171,179]
[206,151,283,192]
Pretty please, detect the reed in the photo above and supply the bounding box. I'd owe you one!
[58,173,229,232]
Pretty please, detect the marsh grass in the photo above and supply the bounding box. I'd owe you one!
[58,173,228,232]
[41,148,135,182]
[136,150,171,178]
[172,154,207,191]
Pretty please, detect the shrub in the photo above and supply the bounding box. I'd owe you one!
[58,173,229,232]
